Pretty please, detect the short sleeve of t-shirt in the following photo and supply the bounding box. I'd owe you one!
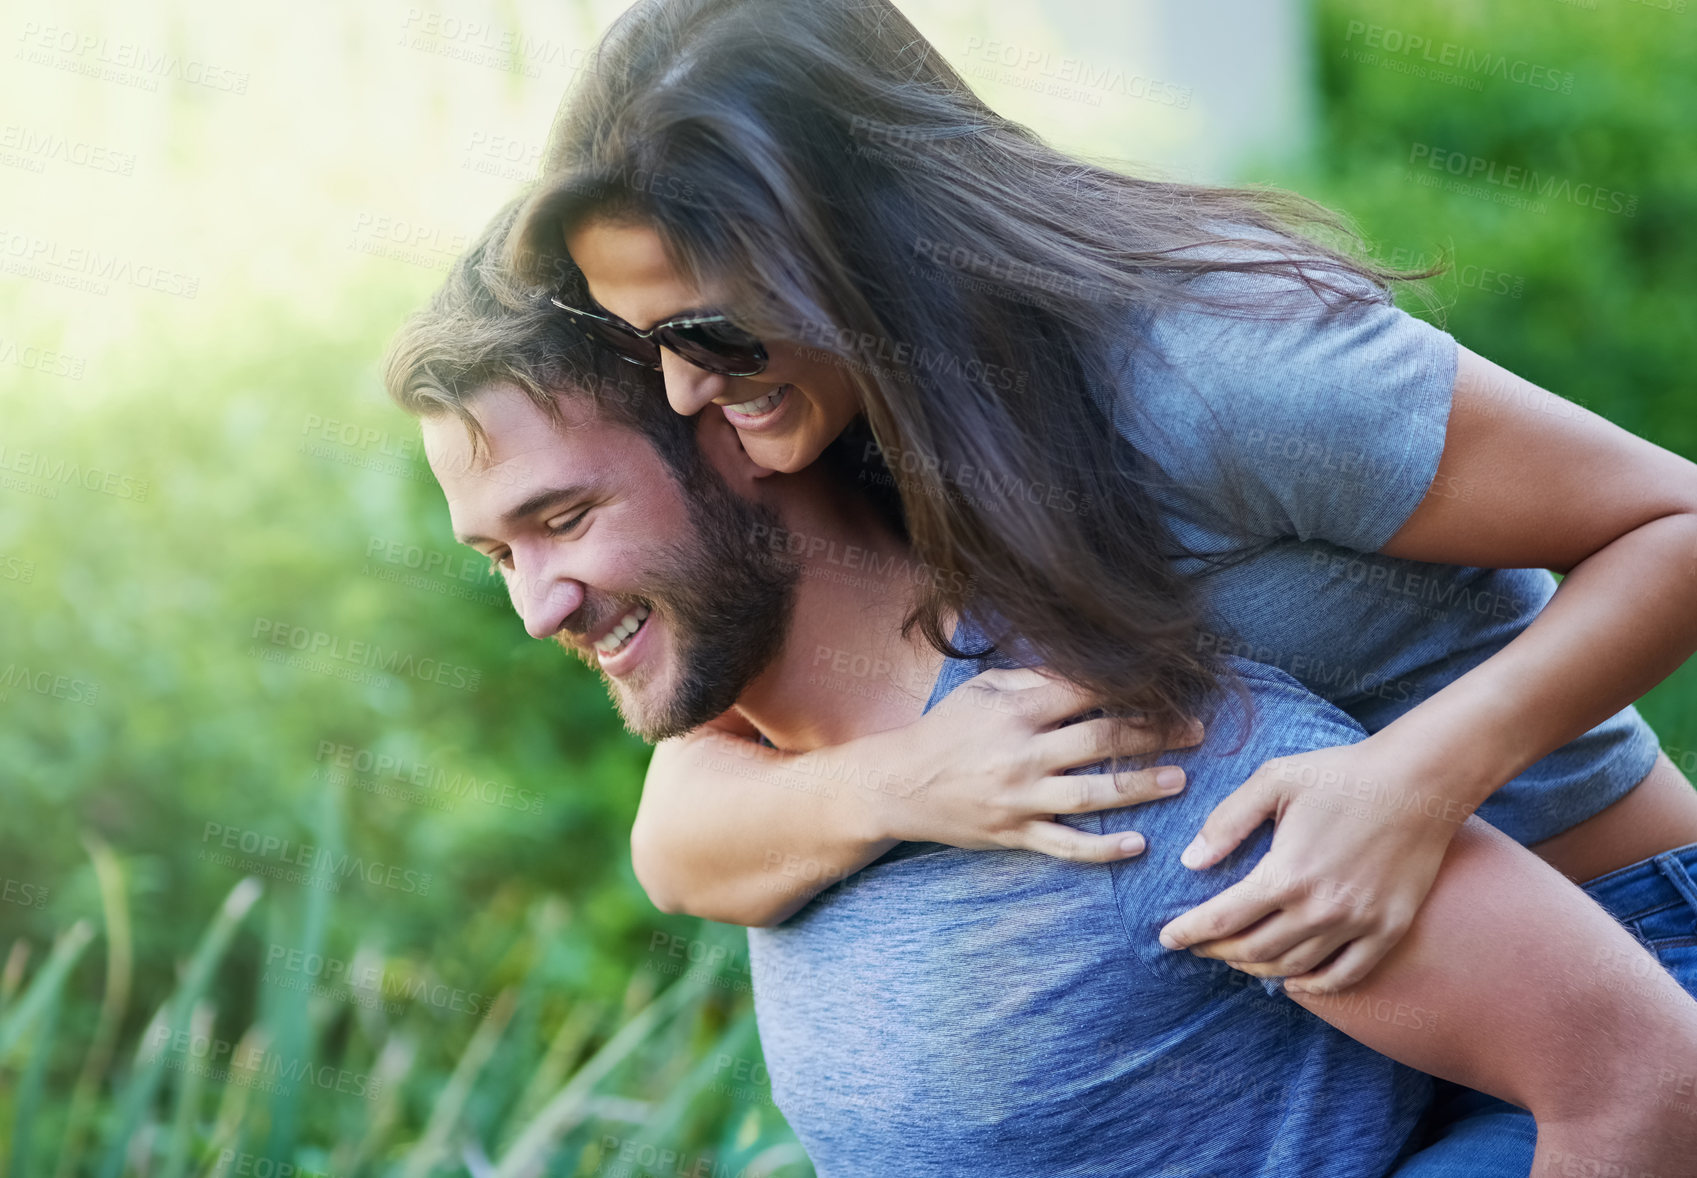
[1106,267,1460,554]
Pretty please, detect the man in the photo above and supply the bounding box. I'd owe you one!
[384,205,1697,1177]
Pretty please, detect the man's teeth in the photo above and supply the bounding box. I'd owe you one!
[724,387,786,416]
[593,604,651,656]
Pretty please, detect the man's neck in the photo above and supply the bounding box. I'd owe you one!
[733,498,947,754]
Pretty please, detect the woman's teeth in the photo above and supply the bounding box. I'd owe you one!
[724,387,787,416]
[593,604,651,656]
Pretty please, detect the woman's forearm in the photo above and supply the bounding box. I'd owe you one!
[1371,346,1697,814]
[1373,510,1697,809]
[1287,818,1697,1169]
[630,726,898,926]
[631,671,1193,925]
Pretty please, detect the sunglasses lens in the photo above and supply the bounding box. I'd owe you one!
[662,319,768,376]
[572,313,662,369]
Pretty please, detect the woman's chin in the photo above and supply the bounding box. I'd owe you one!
[738,431,825,475]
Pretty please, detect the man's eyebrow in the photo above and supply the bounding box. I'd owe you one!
[454,484,593,547]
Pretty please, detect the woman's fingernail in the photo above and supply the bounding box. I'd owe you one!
[1180,834,1209,869]
[1155,767,1185,792]
[1119,833,1146,855]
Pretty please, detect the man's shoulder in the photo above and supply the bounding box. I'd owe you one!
[1212,655,1369,756]
[931,648,1365,765]
[1098,658,1366,975]
[1100,654,1368,830]
[933,648,1368,894]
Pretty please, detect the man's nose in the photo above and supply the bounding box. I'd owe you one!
[659,349,729,416]
[514,564,586,641]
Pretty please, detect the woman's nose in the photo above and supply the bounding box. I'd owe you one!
[659,349,729,416]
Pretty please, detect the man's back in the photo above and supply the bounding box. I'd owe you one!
[748,652,1433,1177]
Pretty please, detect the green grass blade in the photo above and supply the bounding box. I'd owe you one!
[498,1000,605,1152]
[193,1021,272,1177]
[743,1144,814,1178]
[493,975,709,1178]
[0,939,30,1018]
[98,877,262,1178]
[159,1000,215,1178]
[259,789,340,1162]
[54,833,135,1178]
[618,1008,760,1157]
[399,987,517,1178]
[8,976,64,1176]
[0,920,94,1062]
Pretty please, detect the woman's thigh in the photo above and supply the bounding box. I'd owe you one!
[1390,840,1697,1176]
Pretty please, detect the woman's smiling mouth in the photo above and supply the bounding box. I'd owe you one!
[720,384,790,425]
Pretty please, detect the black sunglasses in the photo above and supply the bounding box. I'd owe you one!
[548,294,769,378]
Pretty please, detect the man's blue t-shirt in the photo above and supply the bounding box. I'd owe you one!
[747,647,1438,1177]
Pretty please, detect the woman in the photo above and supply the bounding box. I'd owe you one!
[510,0,1697,1002]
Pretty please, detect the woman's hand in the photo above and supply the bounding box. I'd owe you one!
[631,667,1203,927]
[1156,736,1469,992]
[871,667,1203,861]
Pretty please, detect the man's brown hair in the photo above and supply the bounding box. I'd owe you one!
[382,198,696,476]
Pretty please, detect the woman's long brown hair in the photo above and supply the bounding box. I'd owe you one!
[510,0,1439,735]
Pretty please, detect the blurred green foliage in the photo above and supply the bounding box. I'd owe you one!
[1304,0,1697,752]
[0,288,806,1173]
[0,0,1692,1172]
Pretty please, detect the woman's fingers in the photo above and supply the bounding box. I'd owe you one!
[959,668,1096,727]
[941,668,1027,716]
[1284,936,1395,995]
[1158,876,1283,951]
[1013,820,1149,863]
[1035,716,1199,775]
[1236,936,1342,981]
[1019,677,1114,727]
[1030,766,1186,815]
[1190,923,1347,978]
[961,669,1208,746]
[1181,771,1281,870]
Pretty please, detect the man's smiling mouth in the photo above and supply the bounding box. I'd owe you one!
[593,602,651,657]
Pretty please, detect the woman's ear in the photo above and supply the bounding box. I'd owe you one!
[695,410,781,487]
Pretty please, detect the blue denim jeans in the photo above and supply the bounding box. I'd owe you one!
[1390,842,1697,1176]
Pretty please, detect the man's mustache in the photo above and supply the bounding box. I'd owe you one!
[553,594,648,660]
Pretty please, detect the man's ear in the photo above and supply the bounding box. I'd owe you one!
[695,411,780,487]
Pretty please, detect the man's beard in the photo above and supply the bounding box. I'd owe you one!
[559,463,799,741]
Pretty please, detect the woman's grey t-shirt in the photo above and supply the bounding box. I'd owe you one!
[1100,264,1658,843]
